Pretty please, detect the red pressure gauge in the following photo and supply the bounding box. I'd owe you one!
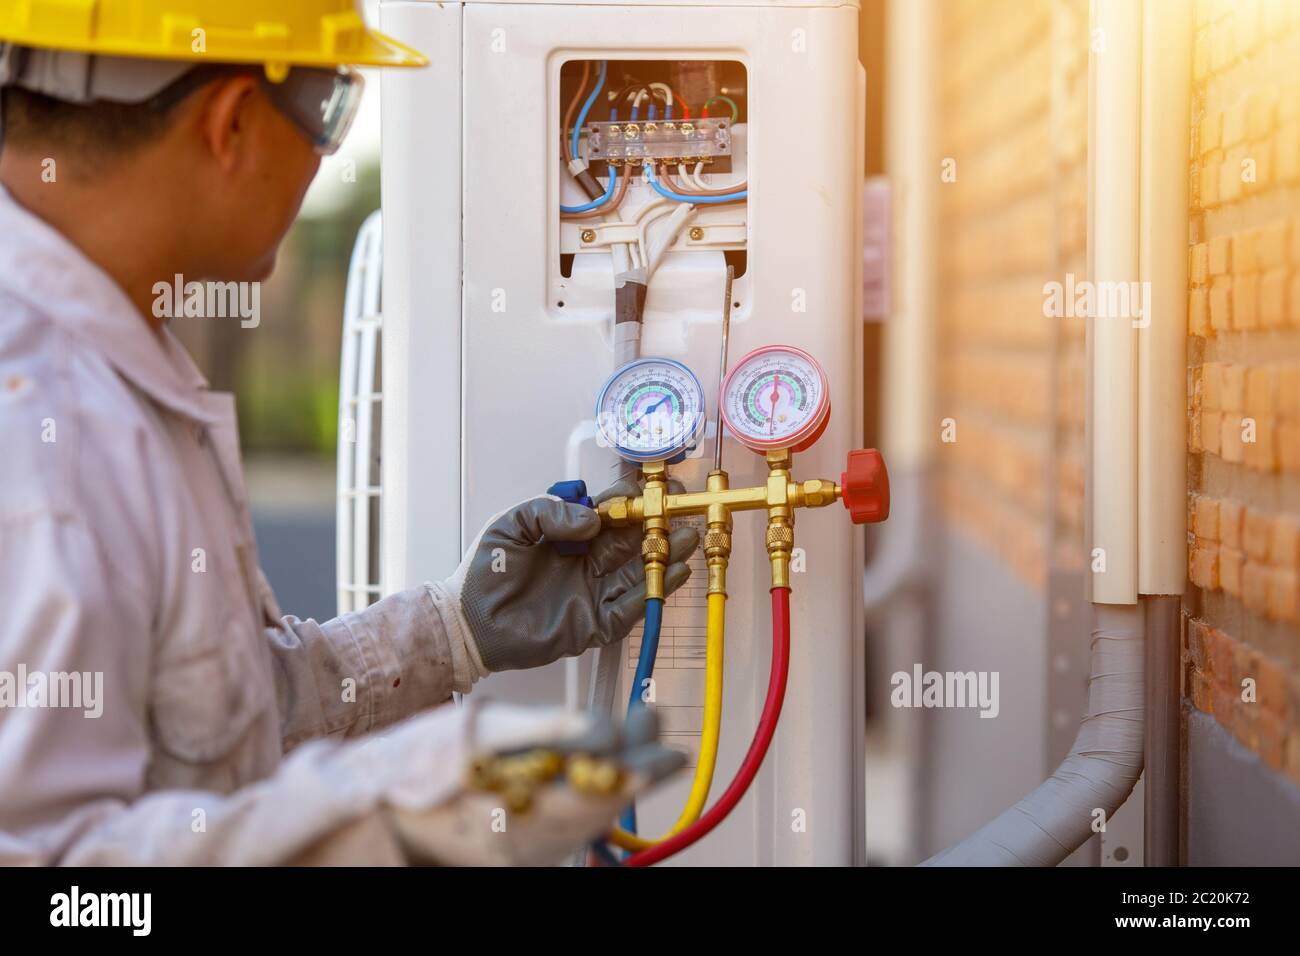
[720,345,832,453]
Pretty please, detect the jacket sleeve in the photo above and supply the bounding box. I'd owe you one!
[263,581,474,750]
[0,511,470,866]
[37,707,476,866]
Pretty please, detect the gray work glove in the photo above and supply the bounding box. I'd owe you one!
[427,480,698,686]
[383,703,684,866]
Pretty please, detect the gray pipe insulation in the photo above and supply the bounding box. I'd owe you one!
[923,602,1145,866]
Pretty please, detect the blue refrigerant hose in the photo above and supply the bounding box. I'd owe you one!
[619,596,664,836]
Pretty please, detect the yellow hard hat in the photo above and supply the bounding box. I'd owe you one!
[0,0,427,72]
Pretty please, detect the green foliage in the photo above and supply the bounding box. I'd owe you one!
[235,159,380,456]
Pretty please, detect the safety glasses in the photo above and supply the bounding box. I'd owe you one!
[260,65,364,156]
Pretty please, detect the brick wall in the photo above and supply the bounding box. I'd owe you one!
[1185,0,1300,786]
[935,0,1088,589]
[1049,0,1089,575]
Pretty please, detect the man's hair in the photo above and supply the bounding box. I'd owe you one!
[1,63,253,154]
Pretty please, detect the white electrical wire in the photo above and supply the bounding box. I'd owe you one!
[586,177,679,272]
[637,204,678,269]
[625,197,674,265]
[633,197,674,222]
[649,82,674,113]
[645,203,696,278]
[676,162,710,191]
[676,160,744,193]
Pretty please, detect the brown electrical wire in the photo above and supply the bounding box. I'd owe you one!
[562,60,591,163]
[561,163,633,220]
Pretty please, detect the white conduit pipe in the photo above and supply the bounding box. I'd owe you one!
[924,603,1144,866]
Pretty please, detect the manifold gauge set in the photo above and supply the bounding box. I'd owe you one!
[595,345,834,462]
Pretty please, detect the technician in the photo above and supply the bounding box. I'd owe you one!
[0,1,698,865]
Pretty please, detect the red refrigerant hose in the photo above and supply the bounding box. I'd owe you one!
[625,586,792,867]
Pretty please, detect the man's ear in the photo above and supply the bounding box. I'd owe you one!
[196,74,260,174]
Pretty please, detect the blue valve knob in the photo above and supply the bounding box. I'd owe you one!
[548,480,595,555]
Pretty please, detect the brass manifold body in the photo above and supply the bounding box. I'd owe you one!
[597,448,844,595]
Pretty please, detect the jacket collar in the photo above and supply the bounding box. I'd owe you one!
[0,183,220,426]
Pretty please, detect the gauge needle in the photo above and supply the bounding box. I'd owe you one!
[768,374,781,434]
[631,393,672,433]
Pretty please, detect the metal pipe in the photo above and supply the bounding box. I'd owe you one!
[1144,595,1181,865]
[924,603,1145,866]
[713,264,734,472]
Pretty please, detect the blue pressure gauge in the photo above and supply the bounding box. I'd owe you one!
[595,357,707,464]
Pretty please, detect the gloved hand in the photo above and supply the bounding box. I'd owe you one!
[382,702,684,866]
[427,480,699,685]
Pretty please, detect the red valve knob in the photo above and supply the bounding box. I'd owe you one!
[840,449,889,524]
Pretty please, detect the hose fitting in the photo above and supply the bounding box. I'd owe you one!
[765,449,795,589]
[640,461,670,600]
[703,470,733,597]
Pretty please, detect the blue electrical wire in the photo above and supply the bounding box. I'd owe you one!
[570,59,608,162]
[619,596,664,837]
[643,162,748,204]
[560,168,617,214]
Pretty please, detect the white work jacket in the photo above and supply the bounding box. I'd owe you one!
[0,185,477,865]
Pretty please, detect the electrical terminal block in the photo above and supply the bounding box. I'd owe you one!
[584,117,732,167]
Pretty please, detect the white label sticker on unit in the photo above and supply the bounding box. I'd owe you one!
[623,513,708,766]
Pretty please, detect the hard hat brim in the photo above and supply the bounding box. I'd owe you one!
[0,25,428,71]
[344,27,429,69]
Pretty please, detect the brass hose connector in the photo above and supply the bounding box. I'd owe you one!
[466,748,565,813]
[566,754,625,796]
[640,461,670,601]
[594,449,845,594]
[765,449,795,589]
[703,470,733,597]
[466,749,624,811]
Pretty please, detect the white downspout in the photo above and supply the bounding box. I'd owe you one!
[1088,0,1142,608]
[1138,0,1191,597]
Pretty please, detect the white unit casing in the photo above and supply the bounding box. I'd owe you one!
[379,0,865,865]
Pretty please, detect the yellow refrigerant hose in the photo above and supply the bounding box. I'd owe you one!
[607,591,726,852]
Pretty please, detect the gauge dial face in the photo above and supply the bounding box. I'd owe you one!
[596,358,706,463]
[720,345,830,452]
